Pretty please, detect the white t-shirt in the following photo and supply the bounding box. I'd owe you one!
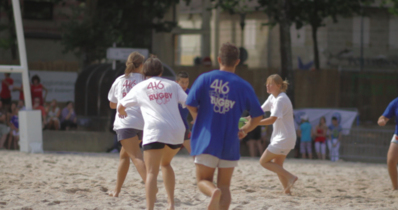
[120,77,187,145]
[108,73,144,130]
[261,92,296,149]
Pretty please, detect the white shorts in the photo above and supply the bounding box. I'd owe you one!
[391,135,398,144]
[267,144,291,156]
[194,154,238,168]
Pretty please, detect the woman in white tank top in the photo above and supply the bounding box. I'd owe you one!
[107,52,146,197]
[258,74,298,195]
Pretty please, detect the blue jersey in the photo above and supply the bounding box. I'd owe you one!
[11,115,18,129]
[382,97,398,135]
[328,124,342,139]
[178,88,190,130]
[186,70,264,160]
[300,122,312,142]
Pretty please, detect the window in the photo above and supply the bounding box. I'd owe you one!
[174,34,202,66]
[244,20,256,50]
[23,0,54,20]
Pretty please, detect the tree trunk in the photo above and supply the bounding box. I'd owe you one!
[278,0,294,104]
[312,25,320,70]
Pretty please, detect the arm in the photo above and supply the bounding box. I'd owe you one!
[56,109,61,118]
[109,102,117,109]
[12,86,22,91]
[42,85,48,100]
[117,104,127,118]
[258,116,277,126]
[239,115,263,139]
[297,129,302,137]
[378,116,389,126]
[187,105,198,122]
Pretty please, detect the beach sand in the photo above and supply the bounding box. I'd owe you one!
[1,150,398,210]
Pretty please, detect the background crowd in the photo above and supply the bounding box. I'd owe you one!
[0,73,77,150]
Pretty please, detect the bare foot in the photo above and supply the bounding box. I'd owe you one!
[208,188,221,210]
[284,176,298,194]
[108,190,120,197]
[167,204,175,210]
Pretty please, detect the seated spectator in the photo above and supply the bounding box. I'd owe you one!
[33,97,47,129]
[46,99,61,130]
[61,101,77,130]
[17,100,25,111]
[7,104,19,150]
[0,101,9,149]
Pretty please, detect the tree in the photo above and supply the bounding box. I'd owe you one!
[293,0,374,70]
[61,0,179,67]
[257,0,297,103]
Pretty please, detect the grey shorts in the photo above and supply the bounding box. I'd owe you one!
[391,135,398,144]
[115,128,142,141]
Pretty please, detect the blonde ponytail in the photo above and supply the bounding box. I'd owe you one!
[125,52,145,77]
[266,74,289,92]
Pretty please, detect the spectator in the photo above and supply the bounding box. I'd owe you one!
[0,101,9,149]
[33,97,47,129]
[314,116,327,160]
[7,103,19,150]
[46,99,61,130]
[297,115,312,159]
[328,117,342,162]
[61,101,77,130]
[0,73,14,109]
[31,75,48,105]
[17,100,25,111]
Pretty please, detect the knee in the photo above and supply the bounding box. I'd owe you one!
[259,158,268,168]
[387,157,398,166]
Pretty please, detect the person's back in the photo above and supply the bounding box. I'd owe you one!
[124,76,186,145]
[109,73,144,130]
[300,122,312,142]
[189,70,262,160]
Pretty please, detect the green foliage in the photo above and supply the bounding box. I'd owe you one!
[60,0,179,65]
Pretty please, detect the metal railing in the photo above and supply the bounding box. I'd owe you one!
[339,128,393,162]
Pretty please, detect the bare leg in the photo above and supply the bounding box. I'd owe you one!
[301,153,306,159]
[256,141,264,157]
[196,164,220,210]
[182,140,191,154]
[308,153,313,159]
[0,134,7,149]
[14,136,19,150]
[120,136,146,182]
[387,143,398,190]
[160,146,180,210]
[246,140,257,157]
[217,167,234,210]
[7,133,13,150]
[144,149,163,210]
[273,156,290,194]
[260,149,298,193]
[54,120,60,130]
[109,147,130,197]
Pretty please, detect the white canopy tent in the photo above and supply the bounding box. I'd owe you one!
[0,0,43,153]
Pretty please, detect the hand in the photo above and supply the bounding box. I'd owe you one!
[190,120,195,125]
[238,129,247,140]
[118,109,127,119]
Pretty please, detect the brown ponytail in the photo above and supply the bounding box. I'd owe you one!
[125,52,145,77]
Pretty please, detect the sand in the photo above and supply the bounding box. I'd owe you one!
[1,150,398,210]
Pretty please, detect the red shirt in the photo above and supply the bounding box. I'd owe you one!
[0,77,14,99]
[19,85,24,100]
[31,84,44,105]
[34,105,46,118]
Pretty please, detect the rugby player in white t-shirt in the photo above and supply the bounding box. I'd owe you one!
[107,52,147,197]
[258,74,298,195]
[118,57,187,210]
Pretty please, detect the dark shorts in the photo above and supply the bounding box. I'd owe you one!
[143,142,182,151]
[1,98,11,105]
[184,129,191,140]
[243,126,262,142]
[115,128,142,141]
